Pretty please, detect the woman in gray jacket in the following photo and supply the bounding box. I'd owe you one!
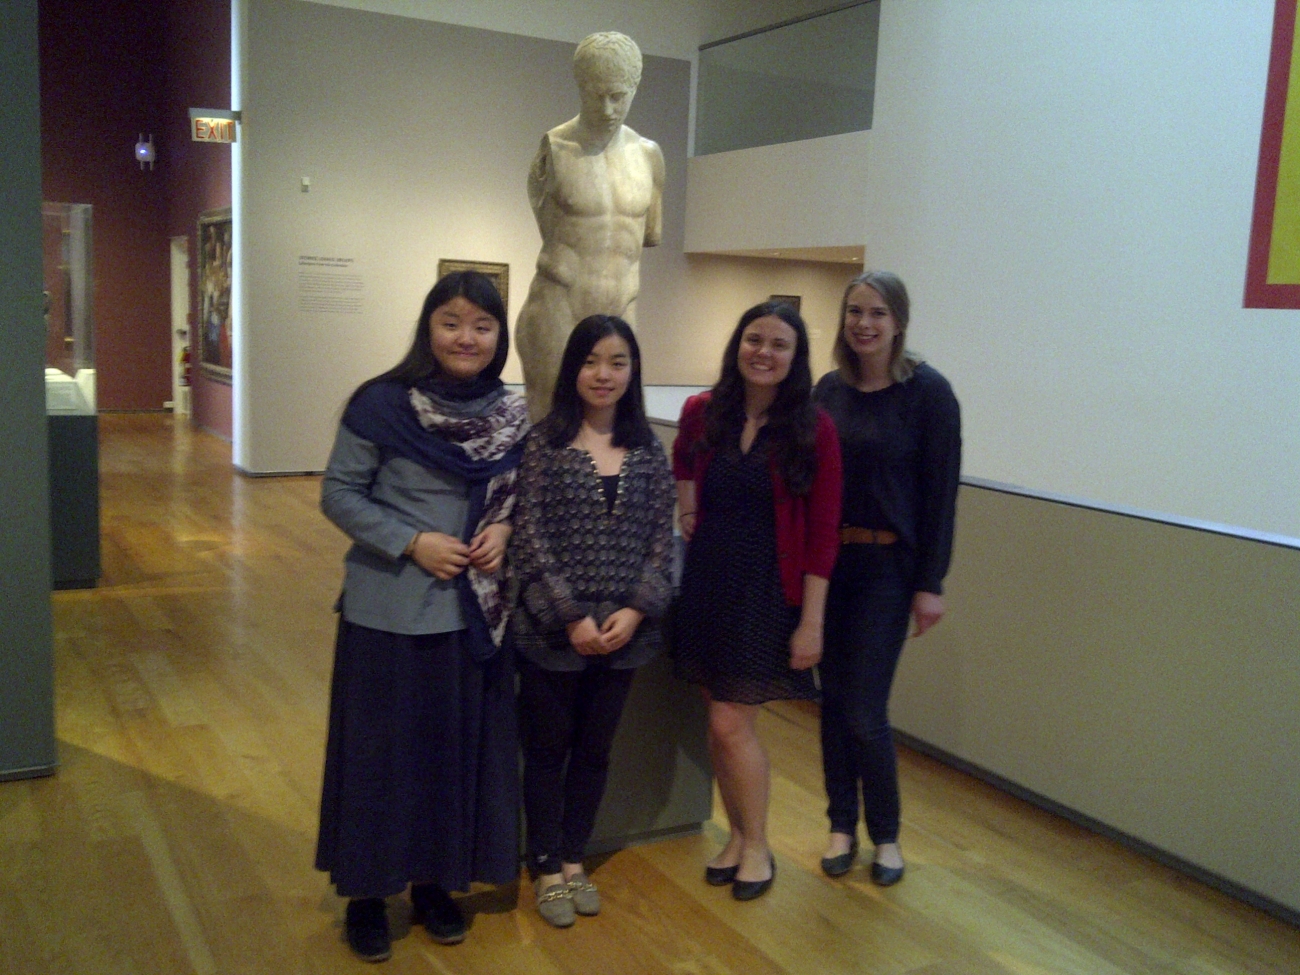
[315,271,530,961]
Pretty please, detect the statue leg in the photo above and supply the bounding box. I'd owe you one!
[515,277,575,423]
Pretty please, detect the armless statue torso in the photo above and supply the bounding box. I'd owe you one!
[515,119,664,420]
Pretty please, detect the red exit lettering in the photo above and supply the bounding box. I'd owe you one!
[191,118,236,143]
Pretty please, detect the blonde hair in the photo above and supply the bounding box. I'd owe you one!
[833,270,920,384]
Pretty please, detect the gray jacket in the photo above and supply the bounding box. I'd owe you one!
[321,423,468,634]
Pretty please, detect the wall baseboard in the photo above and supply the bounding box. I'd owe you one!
[234,467,323,478]
[894,730,1300,929]
[0,763,58,784]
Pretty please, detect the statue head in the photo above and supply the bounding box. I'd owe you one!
[574,32,642,90]
[573,33,642,136]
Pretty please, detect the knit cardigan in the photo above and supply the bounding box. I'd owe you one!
[671,391,842,606]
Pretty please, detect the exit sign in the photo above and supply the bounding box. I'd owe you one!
[192,118,235,142]
[189,108,239,144]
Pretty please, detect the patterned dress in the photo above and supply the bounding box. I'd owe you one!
[672,428,817,704]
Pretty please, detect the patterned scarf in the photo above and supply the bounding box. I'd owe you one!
[342,377,530,658]
[409,384,530,649]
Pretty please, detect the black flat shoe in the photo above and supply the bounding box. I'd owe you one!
[411,883,467,945]
[731,856,775,901]
[704,863,740,886]
[345,898,392,962]
[820,836,859,878]
[870,861,905,887]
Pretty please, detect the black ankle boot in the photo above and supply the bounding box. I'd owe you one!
[345,897,391,962]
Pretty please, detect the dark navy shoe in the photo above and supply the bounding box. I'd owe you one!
[704,863,740,886]
[870,861,905,886]
[820,835,859,877]
[345,898,391,962]
[411,884,467,945]
[731,856,775,901]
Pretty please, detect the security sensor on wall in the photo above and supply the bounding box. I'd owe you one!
[135,133,156,170]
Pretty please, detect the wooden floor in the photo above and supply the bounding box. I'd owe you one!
[5,412,1297,974]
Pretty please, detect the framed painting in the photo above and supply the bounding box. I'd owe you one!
[438,259,510,321]
[197,207,233,382]
[1245,0,1300,307]
[769,293,802,313]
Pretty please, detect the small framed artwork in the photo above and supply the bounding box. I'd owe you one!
[197,207,233,383]
[438,259,510,321]
[769,294,802,313]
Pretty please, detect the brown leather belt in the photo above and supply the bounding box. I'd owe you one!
[840,526,898,545]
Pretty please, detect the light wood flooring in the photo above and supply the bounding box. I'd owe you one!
[5,412,1297,974]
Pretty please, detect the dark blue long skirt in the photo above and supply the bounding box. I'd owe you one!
[315,619,520,898]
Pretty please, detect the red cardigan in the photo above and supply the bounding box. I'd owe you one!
[672,391,842,607]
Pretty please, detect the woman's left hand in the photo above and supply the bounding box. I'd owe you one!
[599,608,645,653]
[468,522,512,574]
[911,591,945,636]
[789,620,823,670]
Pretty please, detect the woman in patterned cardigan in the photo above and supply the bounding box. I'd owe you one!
[510,314,676,927]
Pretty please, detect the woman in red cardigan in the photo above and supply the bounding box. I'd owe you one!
[672,301,841,901]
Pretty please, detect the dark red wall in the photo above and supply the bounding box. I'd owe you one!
[40,0,171,410]
[40,0,230,431]
[161,0,232,437]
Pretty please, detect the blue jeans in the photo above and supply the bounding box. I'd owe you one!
[819,545,914,845]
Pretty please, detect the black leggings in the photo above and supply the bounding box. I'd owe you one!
[518,658,636,876]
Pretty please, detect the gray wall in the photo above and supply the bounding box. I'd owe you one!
[235,0,693,473]
[892,487,1300,915]
[234,0,855,473]
[695,1,878,155]
[0,0,57,779]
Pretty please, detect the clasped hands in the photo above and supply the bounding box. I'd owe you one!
[566,609,645,656]
[409,523,511,580]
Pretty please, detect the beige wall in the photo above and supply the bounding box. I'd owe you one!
[638,253,856,387]
[684,131,870,254]
[677,0,1299,540]
[865,0,1299,541]
[893,486,1300,913]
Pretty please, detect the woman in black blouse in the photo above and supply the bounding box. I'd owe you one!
[510,315,676,927]
[813,271,961,886]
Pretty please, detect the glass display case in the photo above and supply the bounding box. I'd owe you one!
[43,202,100,588]
[43,202,96,414]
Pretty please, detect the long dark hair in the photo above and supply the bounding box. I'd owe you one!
[541,315,654,449]
[702,301,818,495]
[347,271,509,405]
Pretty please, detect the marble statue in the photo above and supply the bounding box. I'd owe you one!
[515,31,665,419]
